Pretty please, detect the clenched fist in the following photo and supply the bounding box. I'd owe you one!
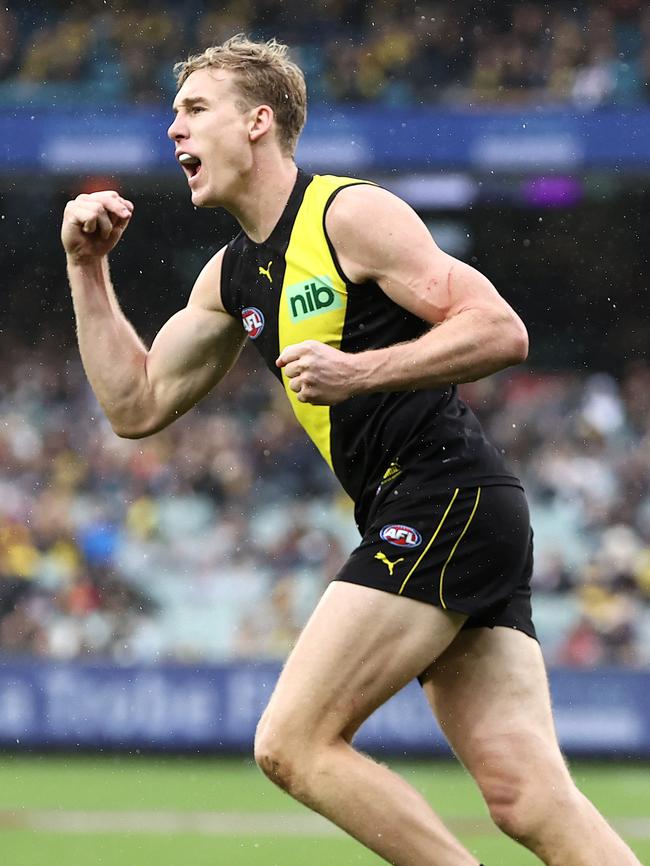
[276,339,357,405]
[61,190,134,263]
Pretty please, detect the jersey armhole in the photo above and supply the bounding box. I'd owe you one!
[322,182,375,287]
[219,240,238,318]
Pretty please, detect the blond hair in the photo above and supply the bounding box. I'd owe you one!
[174,34,307,156]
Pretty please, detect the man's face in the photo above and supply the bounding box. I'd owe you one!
[168,68,252,207]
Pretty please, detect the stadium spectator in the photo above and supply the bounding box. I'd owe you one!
[0,8,18,81]
[18,10,93,85]
[1,346,649,665]
[3,1,650,108]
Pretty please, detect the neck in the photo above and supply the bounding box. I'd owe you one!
[229,157,299,243]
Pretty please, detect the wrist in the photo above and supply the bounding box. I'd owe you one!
[66,253,107,271]
[347,347,388,396]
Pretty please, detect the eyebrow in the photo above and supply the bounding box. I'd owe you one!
[172,96,209,115]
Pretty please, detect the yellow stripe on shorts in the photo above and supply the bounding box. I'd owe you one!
[398,488,460,596]
[438,487,482,609]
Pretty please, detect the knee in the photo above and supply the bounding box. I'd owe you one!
[478,753,577,844]
[253,713,292,791]
[254,712,307,796]
[483,774,538,842]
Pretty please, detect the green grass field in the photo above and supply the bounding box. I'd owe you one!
[0,755,647,865]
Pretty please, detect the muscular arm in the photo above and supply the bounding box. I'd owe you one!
[278,185,528,403]
[63,191,245,437]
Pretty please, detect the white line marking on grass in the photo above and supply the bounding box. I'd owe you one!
[615,818,650,839]
[0,811,342,836]
[0,811,648,840]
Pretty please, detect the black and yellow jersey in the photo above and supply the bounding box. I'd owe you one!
[220,169,520,531]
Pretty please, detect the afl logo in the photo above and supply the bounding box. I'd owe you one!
[242,307,265,339]
[380,524,422,548]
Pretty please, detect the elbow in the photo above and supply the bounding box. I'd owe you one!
[112,423,153,440]
[508,318,529,364]
[490,306,527,366]
[111,415,165,439]
[108,391,178,439]
[108,407,163,440]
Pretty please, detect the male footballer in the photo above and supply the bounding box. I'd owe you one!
[61,35,641,866]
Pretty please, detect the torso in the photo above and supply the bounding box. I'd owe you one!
[220,169,520,531]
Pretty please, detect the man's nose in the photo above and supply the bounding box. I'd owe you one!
[167,115,186,141]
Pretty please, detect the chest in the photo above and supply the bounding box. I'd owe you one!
[232,245,349,375]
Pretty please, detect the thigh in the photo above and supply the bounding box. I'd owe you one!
[260,581,466,743]
[421,627,570,788]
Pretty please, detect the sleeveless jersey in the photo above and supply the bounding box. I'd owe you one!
[220,170,521,531]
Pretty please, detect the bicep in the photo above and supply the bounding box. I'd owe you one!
[143,250,246,428]
[328,185,512,325]
[147,303,245,403]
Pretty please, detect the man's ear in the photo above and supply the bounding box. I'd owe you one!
[249,104,274,143]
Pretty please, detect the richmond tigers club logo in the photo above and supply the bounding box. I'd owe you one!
[242,307,265,339]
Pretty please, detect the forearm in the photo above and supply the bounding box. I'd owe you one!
[351,307,528,394]
[67,256,152,429]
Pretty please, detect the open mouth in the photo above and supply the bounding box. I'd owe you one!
[178,152,202,180]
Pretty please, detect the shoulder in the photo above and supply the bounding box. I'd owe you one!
[188,246,230,314]
[327,183,432,247]
[324,183,437,284]
[328,180,419,220]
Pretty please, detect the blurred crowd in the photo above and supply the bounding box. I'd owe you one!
[1,0,650,108]
[1,343,649,668]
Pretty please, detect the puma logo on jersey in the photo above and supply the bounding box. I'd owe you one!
[374,551,405,576]
[258,261,273,283]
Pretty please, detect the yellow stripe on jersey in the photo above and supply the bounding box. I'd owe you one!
[278,175,363,469]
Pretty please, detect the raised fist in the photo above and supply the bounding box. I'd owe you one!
[61,190,134,263]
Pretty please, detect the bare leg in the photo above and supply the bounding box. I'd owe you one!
[422,627,642,866]
[254,581,479,866]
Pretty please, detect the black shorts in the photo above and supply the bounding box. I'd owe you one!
[334,483,536,641]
